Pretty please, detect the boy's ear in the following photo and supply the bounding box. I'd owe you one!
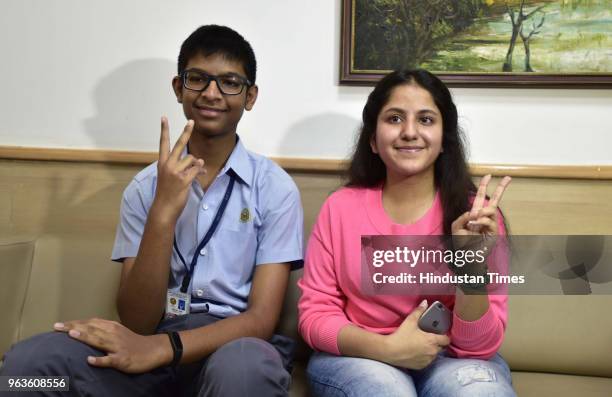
[172,76,183,103]
[244,85,258,111]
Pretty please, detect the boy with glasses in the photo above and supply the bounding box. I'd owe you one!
[1,25,303,397]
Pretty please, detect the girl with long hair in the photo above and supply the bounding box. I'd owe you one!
[298,70,515,396]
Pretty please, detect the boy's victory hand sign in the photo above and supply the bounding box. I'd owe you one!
[153,117,205,221]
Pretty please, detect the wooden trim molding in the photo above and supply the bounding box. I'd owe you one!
[1,145,611,179]
[0,146,157,164]
[468,164,612,180]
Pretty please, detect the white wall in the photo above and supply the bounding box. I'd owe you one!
[0,0,610,165]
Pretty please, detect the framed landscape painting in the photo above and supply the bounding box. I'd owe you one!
[340,0,612,87]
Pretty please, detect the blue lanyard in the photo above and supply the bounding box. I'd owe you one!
[174,172,236,293]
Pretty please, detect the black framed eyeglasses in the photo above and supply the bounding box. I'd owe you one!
[181,69,252,95]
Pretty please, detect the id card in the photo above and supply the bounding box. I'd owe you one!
[165,290,191,319]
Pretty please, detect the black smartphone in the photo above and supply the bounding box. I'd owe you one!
[417,301,452,335]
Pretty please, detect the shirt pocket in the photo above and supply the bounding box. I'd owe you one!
[218,205,258,233]
[212,228,258,287]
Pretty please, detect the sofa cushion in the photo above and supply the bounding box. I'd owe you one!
[19,236,121,341]
[278,269,313,362]
[500,295,612,378]
[289,361,309,397]
[0,239,35,354]
[512,371,612,397]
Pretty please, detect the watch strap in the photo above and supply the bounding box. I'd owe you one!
[166,331,183,368]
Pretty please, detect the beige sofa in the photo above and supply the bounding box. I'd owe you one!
[1,159,612,396]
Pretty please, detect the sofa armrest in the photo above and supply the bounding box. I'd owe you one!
[0,239,35,355]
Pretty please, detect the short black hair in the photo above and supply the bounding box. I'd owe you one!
[178,25,257,84]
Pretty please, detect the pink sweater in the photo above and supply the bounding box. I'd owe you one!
[297,186,507,359]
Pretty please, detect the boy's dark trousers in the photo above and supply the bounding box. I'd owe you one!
[0,312,294,397]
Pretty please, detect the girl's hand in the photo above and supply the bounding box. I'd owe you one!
[382,300,450,370]
[451,174,511,253]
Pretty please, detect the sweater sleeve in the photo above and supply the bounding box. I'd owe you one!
[448,209,509,359]
[297,199,352,355]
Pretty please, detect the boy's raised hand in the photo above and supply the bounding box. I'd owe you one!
[153,117,205,221]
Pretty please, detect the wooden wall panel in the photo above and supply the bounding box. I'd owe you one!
[1,159,612,240]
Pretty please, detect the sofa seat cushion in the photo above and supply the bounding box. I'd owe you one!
[512,371,612,397]
[289,361,309,397]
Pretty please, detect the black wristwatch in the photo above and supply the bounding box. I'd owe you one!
[450,262,490,294]
[166,331,183,368]
[459,276,490,294]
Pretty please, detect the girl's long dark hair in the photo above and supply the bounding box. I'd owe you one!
[345,69,476,236]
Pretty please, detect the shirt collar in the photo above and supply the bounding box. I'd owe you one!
[220,136,253,187]
[183,135,253,187]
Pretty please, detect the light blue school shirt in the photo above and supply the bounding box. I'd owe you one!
[111,137,304,318]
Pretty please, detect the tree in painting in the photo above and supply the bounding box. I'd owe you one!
[354,0,484,69]
[353,0,611,74]
[519,11,545,71]
[498,0,547,71]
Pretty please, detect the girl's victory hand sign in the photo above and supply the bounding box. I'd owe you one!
[451,174,512,265]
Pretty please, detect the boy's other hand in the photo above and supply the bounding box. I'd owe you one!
[152,117,205,223]
[53,319,173,374]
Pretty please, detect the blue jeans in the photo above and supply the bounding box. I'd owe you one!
[307,351,516,397]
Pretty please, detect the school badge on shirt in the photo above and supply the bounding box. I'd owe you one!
[240,208,250,223]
